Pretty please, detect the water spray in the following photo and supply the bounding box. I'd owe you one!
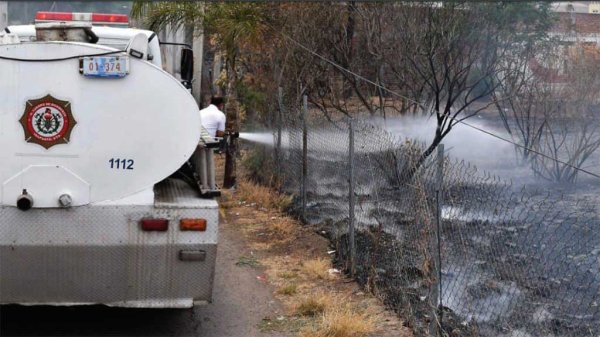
[238,132,275,146]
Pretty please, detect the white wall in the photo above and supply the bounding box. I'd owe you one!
[0,2,8,30]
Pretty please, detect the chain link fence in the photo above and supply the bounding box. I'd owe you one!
[246,90,600,337]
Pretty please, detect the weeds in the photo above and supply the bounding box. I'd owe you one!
[277,271,298,279]
[221,163,410,336]
[270,218,296,236]
[302,258,331,280]
[236,180,292,211]
[299,307,376,337]
[236,255,261,268]
[295,293,332,316]
[277,283,298,296]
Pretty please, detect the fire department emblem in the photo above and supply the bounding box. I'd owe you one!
[19,94,77,149]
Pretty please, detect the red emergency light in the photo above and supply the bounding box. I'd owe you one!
[36,11,72,21]
[35,11,129,26]
[140,218,169,232]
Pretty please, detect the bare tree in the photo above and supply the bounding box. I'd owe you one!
[383,2,555,176]
[531,44,600,183]
[269,2,555,182]
[492,53,551,164]
[532,115,600,183]
[273,3,394,121]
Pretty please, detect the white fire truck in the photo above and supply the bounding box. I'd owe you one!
[0,12,219,308]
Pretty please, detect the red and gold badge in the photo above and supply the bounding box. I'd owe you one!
[19,94,77,149]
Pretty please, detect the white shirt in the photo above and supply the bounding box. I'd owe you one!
[199,104,226,137]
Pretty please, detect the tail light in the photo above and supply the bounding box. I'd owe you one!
[180,219,207,231]
[35,12,129,26]
[140,219,169,231]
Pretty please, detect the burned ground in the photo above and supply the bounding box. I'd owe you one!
[276,139,600,337]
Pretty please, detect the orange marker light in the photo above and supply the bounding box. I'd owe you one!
[180,218,207,231]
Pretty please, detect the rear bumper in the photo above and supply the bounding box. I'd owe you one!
[0,201,218,308]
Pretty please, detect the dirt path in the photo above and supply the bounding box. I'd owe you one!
[218,180,412,337]
[193,209,290,337]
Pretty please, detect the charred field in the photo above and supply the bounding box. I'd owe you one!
[280,143,600,337]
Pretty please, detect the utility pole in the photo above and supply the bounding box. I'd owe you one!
[0,1,8,30]
[191,25,203,105]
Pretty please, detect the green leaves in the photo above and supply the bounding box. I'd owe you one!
[131,1,204,32]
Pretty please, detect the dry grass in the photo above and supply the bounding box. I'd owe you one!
[277,271,298,279]
[236,255,261,268]
[270,217,296,236]
[295,292,333,317]
[302,258,332,280]
[218,189,235,209]
[299,307,377,337]
[236,180,292,211]
[219,170,412,337]
[277,283,299,296]
[249,241,274,251]
[319,308,377,337]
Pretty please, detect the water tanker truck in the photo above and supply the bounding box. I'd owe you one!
[0,12,220,308]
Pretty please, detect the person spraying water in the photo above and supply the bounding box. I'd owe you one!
[199,96,226,138]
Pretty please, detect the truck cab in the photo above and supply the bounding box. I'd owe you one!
[0,12,219,308]
[6,12,163,67]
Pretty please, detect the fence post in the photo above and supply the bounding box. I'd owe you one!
[348,118,356,277]
[276,87,284,180]
[429,144,445,337]
[301,95,308,223]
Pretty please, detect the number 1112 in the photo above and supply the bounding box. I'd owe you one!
[109,158,134,170]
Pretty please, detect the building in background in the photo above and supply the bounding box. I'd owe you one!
[551,1,600,44]
[528,1,600,86]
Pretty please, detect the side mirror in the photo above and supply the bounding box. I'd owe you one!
[180,48,194,89]
[127,33,148,59]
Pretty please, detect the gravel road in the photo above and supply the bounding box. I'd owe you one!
[0,214,287,337]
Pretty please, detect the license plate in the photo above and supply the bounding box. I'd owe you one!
[80,56,129,78]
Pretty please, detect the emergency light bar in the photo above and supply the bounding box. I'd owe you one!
[35,11,129,26]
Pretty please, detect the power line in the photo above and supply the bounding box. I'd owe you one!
[272,26,600,181]
[275,28,422,107]
[460,121,600,179]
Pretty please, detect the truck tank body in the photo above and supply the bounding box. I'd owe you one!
[0,41,201,207]
[0,40,218,307]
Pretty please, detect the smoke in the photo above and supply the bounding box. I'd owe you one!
[370,115,522,176]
